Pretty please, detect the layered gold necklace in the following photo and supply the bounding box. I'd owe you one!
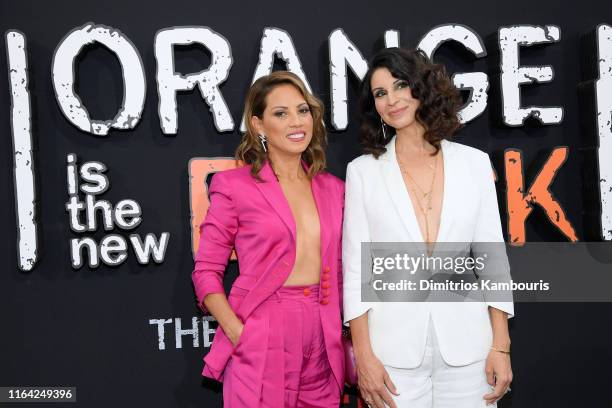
[396,146,439,245]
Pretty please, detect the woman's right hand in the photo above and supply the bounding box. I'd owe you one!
[355,350,399,408]
[203,293,245,348]
[225,320,244,347]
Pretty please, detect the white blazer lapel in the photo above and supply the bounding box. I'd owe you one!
[380,136,426,247]
[434,139,457,245]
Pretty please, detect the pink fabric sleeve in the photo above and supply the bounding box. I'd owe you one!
[337,181,345,313]
[192,172,238,312]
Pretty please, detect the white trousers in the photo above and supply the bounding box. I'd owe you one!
[384,318,495,408]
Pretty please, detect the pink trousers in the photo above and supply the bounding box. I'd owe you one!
[223,284,341,407]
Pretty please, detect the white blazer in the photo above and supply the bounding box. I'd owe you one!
[343,136,514,368]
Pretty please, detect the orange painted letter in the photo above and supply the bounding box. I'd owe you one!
[505,147,578,245]
[189,158,241,258]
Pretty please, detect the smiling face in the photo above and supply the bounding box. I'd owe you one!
[370,67,421,132]
[251,83,313,159]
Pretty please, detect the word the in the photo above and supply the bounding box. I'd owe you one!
[149,316,217,350]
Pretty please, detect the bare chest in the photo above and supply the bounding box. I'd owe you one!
[279,180,321,242]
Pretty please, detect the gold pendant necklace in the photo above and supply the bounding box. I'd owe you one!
[397,153,438,243]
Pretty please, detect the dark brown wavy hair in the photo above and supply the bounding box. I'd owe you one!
[359,48,462,158]
[236,71,327,180]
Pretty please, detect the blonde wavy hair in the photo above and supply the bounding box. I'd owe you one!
[235,71,327,180]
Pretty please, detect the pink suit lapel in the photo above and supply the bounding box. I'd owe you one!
[311,173,333,261]
[253,161,297,242]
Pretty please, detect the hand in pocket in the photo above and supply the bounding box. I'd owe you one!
[227,320,245,347]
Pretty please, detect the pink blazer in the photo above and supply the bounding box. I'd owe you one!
[192,160,345,396]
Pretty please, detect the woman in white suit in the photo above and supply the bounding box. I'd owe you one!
[343,48,514,408]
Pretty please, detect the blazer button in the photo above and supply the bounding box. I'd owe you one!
[322,273,330,281]
[322,288,330,296]
[303,288,311,296]
[321,281,330,289]
[324,266,331,272]
[321,298,329,305]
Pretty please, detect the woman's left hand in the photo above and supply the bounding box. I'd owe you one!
[483,349,512,406]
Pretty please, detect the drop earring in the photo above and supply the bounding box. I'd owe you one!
[258,133,267,152]
[380,117,387,139]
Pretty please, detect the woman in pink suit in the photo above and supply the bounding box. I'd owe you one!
[192,71,345,407]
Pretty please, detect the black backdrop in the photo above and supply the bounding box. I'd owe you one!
[1,0,612,407]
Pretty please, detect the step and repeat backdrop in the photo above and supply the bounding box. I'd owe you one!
[2,0,612,406]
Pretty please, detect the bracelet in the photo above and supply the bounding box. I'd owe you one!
[491,346,511,354]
